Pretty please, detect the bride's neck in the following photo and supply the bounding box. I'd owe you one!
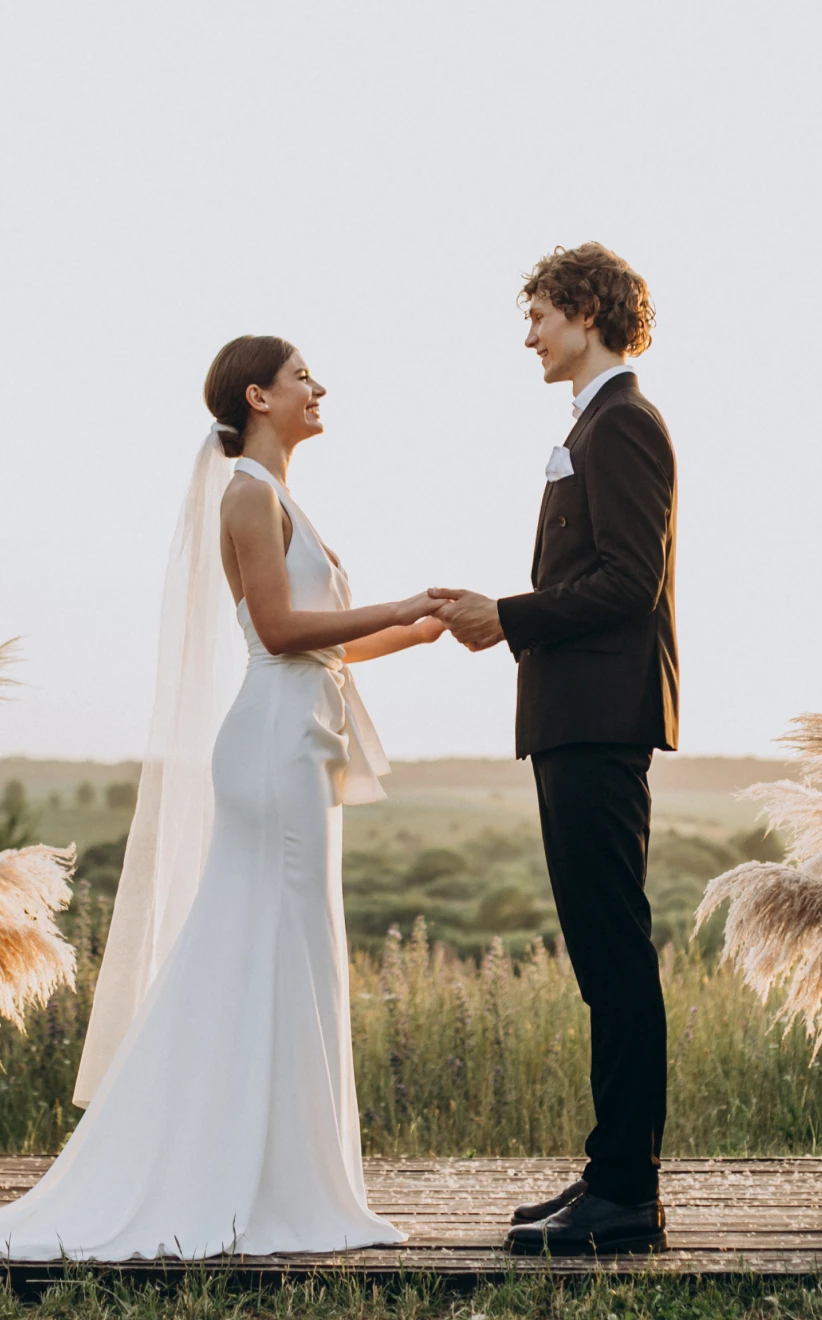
[240,431,294,486]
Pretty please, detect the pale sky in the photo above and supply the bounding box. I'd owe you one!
[1,0,820,763]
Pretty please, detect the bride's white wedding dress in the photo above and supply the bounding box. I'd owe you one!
[0,456,408,1260]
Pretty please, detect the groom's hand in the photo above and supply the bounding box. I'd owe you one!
[428,588,505,651]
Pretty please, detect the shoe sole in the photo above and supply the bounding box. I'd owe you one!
[505,1229,668,1257]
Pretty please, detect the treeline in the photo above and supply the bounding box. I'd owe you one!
[1,776,136,815]
[0,777,137,852]
[340,824,781,961]
[39,819,785,965]
[2,775,783,964]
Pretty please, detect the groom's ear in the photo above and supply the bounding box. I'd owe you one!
[582,296,601,332]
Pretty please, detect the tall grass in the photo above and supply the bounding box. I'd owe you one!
[0,896,819,1157]
[352,918,822,1158]
[0,882,108,1152]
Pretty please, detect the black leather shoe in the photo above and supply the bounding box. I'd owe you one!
[505,1191,667,1256]
[511,1177,588,1224]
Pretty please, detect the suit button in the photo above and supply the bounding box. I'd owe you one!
[558,515,567,527]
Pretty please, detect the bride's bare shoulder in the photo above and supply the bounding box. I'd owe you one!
[221,472,280,523]
[221,474,293,550]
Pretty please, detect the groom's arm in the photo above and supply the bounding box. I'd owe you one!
[497,403,674,655]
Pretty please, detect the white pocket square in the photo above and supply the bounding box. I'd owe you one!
[545,446,575,481]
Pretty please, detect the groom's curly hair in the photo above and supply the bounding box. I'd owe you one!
[519,243,656,356]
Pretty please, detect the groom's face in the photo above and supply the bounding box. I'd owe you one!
[525,294,588,385]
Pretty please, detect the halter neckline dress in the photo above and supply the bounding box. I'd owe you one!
[0,455,406,1260]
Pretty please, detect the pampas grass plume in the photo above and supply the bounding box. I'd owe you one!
[0,637,22,697]
[0,844,77,1031]
[694,712,822,1059]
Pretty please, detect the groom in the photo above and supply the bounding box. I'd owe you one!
[430,242,678,1256]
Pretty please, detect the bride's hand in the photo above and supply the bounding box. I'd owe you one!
[410,616,447,644]
[395,592,451,626]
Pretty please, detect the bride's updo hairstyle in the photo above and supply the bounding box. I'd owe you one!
[204,335,296,457]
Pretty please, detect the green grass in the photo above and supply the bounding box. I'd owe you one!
[1,894,819,1159]
[0,769,819,1317]
[352,920,821,1159]
[0,765,810,1159]
[4,755,766,856]
[27,804,135,857]
[341,785,761,857]
[0,1267,821,1319]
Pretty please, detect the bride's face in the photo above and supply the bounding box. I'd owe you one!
[250,350,326,442]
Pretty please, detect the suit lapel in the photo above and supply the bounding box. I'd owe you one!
[531,410,595,581]
[530,373,638,582]
[531,481,552,583]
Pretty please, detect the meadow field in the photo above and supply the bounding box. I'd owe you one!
[0,751,815,1162]
[0,756,819,1318]
[2,888,819,1159]
[0,752,792,965]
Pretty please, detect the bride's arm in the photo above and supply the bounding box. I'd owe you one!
[342,618,446,662]
[225,478,441,654]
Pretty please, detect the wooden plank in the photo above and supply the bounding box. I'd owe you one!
[9,1249,822,1290]
[0,1156,820,1282]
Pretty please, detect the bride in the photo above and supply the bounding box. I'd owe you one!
[0,334,446,1260]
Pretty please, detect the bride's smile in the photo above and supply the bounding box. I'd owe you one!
[247,349,326,445]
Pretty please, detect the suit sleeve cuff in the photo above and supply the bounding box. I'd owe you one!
[497,592,536,657]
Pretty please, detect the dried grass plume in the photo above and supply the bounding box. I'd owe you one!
[0,637,22,698]
[0,845,77,1030]
[693,712,822,1059]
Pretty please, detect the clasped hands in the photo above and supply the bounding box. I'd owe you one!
[426,587,505,652]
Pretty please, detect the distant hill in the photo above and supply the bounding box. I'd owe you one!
[649,755,795,792]
[387,756,796,793]
[0,753,796,799]
[0,758,141,797]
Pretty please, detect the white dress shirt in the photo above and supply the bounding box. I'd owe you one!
[571,364,635,419]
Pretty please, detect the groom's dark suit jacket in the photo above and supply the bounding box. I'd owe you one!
[497,371,679,759]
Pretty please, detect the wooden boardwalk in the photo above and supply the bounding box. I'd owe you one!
[0,1156,821,1288]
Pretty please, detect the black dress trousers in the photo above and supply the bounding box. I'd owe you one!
[532,742,667,1204]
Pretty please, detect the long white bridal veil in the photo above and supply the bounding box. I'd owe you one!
[73,426,242,1108]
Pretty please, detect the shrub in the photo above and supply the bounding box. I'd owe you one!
[75,782,95,808]
[476,884,546,932]
[1,780,26,814]
[730,825,786,863]
[105,782,137,810]
[405,848,466,886]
